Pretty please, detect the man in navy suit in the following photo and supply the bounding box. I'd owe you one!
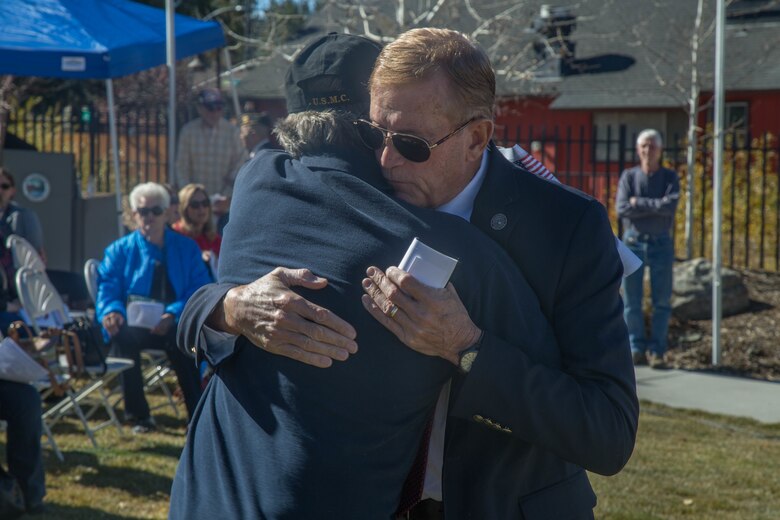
[355,28,637,519]
[171,33,567,519]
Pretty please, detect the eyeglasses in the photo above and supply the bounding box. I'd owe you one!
[135,206,165,217]
[0,183,12,190]
[203,104,224,112]
[188,199,210,209]
[353,118,475,163]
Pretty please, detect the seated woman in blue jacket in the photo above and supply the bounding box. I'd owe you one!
[96,182,210,433]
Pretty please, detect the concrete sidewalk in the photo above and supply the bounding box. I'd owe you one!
[634,366,780,424]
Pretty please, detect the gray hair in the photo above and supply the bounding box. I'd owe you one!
[636,129,663,148]
[129,182,170,211]
[273,111,363,158]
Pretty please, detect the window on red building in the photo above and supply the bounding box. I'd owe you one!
[707,101,749,145]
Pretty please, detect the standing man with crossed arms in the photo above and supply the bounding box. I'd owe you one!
[617,129,680,369]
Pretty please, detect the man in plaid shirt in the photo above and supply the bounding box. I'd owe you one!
[176,89,247,198]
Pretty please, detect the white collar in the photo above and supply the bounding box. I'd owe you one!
[435,149,489,221]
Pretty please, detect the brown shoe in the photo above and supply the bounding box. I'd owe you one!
[647,352,668,369]
[632,351,647,366]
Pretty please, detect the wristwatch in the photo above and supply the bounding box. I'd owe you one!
[458,330,484,373]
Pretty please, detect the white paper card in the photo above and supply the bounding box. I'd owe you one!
[615,237,643,277]
[0,337,48,384]
[127,301,165,329]
[398,238,458,289]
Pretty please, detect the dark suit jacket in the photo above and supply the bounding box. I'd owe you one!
[439,144,639,519]
[171,146,562,519]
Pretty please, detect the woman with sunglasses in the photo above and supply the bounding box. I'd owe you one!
[96,182,209,433]
[172,184,221,275]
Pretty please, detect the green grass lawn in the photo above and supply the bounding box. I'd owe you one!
[6,388,187,519]
[592,401,780,519]
[5,391,780,519]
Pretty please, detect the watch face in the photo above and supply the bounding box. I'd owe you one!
[460,351,478,372]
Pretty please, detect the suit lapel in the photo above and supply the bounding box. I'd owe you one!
[471,143,527,245]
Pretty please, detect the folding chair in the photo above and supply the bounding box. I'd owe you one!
[32,380,66,462]
[15,267,134,447]
[83,259,180,418]
[9,234,90,321]
[83,259,99,304]
[6,235,45,273]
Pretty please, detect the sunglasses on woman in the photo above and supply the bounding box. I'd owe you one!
[188,199,210,210]
[353,118,475,163]
[136,206,165,217]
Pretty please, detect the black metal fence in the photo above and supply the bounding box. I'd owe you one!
[494,125,780,272]
[6,103,202,194]
[7,106,780,271]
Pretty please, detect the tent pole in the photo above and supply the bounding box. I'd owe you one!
[106,79,123,237]
[166,0,177,189]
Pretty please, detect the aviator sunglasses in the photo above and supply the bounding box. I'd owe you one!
[354,118,475,163]
[136,206,165,217]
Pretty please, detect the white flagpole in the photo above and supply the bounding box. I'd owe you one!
[712,0,726,365]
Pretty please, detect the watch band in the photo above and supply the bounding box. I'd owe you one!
[458,329,484,373]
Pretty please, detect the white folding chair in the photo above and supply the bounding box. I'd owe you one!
[32,379,66,462]
[83,259,180,418]
[16,267,134,446]
[6,235,45,273]
[83,258,99,304]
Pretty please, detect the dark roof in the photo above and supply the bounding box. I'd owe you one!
[235,0,780,109]
[543,0,780,109]
[236,52,294,99]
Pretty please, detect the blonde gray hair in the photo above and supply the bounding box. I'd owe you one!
[369,28,496,123]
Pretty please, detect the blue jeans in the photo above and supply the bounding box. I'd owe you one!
[111,325,202,421]
[621,233,674,356]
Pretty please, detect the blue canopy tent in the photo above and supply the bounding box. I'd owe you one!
[0,0,225,233]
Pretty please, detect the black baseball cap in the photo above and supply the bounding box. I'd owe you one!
[284,33,382,115]
[197,88,224,110]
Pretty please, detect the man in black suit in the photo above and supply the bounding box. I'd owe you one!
[354,28,637,519]
[171,33,565,519]
[239,111,275,159]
